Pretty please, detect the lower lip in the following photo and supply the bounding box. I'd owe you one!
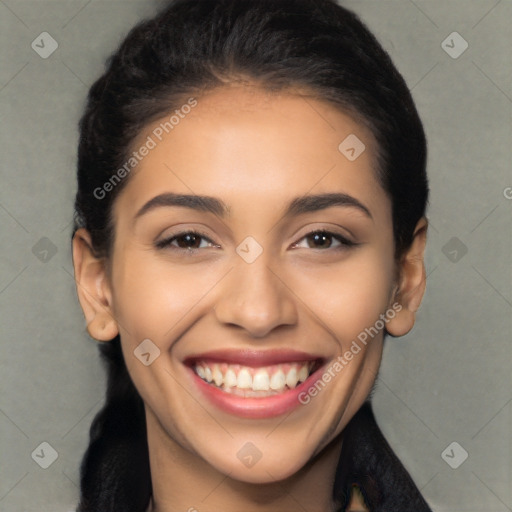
[186,363,326,419]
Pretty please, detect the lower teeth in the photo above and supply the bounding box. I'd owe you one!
[216,385,291,397]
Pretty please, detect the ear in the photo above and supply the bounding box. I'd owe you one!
[72,228,119,342]
[385,218,428,337]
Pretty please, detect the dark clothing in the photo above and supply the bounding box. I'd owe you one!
[334,402,432,511]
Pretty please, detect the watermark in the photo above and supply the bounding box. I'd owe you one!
[151,97,198,141]
[93,97,198,200]
[134,338,161,366]
[441,441,468,469]
[442,236,468,263]
[441,32,468,60]
[298,302,402,405]
[237,441,263,468]
[32,236,58,263]
[31,441,58,469]
[236,236,264,264]
[338,134,366,161]
[31,32,58,59]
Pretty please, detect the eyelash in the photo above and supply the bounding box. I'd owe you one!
[155,229,357,253]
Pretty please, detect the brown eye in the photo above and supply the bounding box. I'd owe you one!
[292,230,356,250]
[155,231,218,251]
[306,232,335,249]
[174,233,203,249]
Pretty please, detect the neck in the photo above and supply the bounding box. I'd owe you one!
[145,406,344,512]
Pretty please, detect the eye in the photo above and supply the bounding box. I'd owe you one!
[291,230,356,250]
[155,231,219,251]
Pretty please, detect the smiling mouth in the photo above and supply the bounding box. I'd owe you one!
[192,360,323,397]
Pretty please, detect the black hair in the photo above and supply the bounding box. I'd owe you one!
[73,1,428,510]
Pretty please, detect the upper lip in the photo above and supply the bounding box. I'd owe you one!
[183,348,324,367]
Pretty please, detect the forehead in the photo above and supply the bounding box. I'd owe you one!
[113,85,388,223]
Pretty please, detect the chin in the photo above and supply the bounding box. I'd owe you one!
[209,448,313,484]
[227,464,298,485]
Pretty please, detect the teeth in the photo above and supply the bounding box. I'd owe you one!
[286,367,298,389]
[252,370,270,391]
[298,365,309,383]
[237,368,252,389]
[270,370,286,391]
[194,360,316,394]
[225,368,237,388]
[212,364,223,387]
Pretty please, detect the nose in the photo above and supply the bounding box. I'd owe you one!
[213,256,298,338]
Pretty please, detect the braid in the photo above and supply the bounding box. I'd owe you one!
[76,337,151,511]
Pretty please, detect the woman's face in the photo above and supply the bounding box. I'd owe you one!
[101,85,399,482]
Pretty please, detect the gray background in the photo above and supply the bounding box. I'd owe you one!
[0,0,510,510]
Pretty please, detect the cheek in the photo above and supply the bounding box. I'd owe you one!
[110,249,223,343]
[292,248,395,345]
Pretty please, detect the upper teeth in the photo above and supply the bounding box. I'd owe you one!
[194,361,314,392]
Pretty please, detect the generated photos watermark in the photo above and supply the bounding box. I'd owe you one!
[298,302,402,405]
[93,97,198,200]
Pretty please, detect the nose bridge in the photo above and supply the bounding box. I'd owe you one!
[213,250,298,337]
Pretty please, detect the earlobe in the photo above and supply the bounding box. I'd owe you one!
[385,218,428,337]
[72,228,119,342]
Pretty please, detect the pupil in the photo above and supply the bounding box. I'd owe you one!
[180,234,200,248]
[311,233,331,248]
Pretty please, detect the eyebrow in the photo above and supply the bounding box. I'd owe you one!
[135,193,229,219]
[286,193,372,219]
[134,192,372,221]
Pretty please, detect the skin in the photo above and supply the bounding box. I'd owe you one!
[73,84,427,512]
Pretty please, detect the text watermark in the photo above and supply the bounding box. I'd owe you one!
[298,302,402,405]
[93,97,198,200]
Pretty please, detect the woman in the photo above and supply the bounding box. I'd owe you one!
[71,0,431,510]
